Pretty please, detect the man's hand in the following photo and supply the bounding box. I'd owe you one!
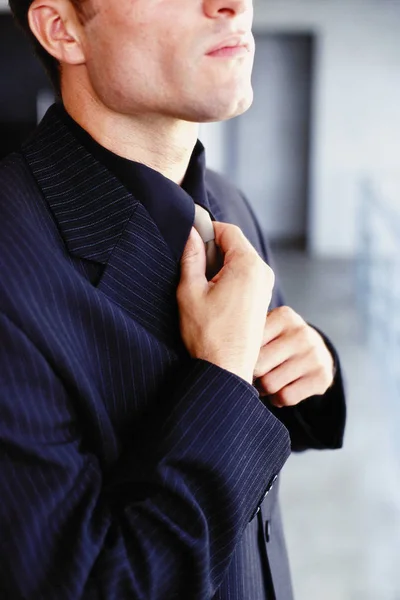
[178,223,275,384]
[254,306,335,407]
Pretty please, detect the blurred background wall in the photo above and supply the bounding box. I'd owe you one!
[0,5,53,157]
[201,0,400,256]
[0,0,399,599]
[205,3,400,599]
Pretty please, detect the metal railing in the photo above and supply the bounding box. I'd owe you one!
[357,180,400,401]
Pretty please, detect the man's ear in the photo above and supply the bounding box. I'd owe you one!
[28,0,86,66]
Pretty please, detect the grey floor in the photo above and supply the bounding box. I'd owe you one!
[273,250,400,600]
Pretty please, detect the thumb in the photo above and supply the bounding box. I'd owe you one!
[180,227,207,287]
[213,221,251,257]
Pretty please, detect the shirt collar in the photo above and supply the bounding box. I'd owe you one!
[59,105,211,261]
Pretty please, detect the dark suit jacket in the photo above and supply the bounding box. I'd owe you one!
[0,106,345,600]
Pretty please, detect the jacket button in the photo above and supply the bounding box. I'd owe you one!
[265,520,271,543]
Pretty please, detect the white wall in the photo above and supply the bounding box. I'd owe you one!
[199,122,226,175]
[233,34,312,242]
[252,0,400,256]
[204,0,400,256]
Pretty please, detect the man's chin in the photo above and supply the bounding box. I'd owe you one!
[226,94,254,120]
[198,92,254,124]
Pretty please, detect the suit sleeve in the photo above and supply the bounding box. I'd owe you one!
[0,311,290,600]
[238,192,346,453]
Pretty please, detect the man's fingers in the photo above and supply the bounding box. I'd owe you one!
[262,306,306,346]
[255,307,335,406]
[213,222,261,265]
[254,335,291,379]
[268,374,320,408]
[213,221,246,252]
[256,354,312,396]
[257,319,310,378]
[261,308,286,346]
[179,227,207,288]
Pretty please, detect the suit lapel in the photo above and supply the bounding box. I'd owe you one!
[96,202,181,344]
[23,104,182,346]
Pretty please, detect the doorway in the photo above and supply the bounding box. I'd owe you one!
[227,33,315,248]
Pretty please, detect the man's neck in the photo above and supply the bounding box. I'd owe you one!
[62,90,199,186]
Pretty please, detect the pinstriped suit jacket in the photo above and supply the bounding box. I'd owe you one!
[0,105,345,600]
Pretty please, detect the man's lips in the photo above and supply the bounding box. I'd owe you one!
[206,36,251,57]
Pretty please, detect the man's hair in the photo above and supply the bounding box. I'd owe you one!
[8,0,89,94]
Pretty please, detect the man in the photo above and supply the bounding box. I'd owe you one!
[0,0,345,598]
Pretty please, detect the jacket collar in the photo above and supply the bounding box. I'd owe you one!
[22,103,182,346]
[22,103,138,265]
